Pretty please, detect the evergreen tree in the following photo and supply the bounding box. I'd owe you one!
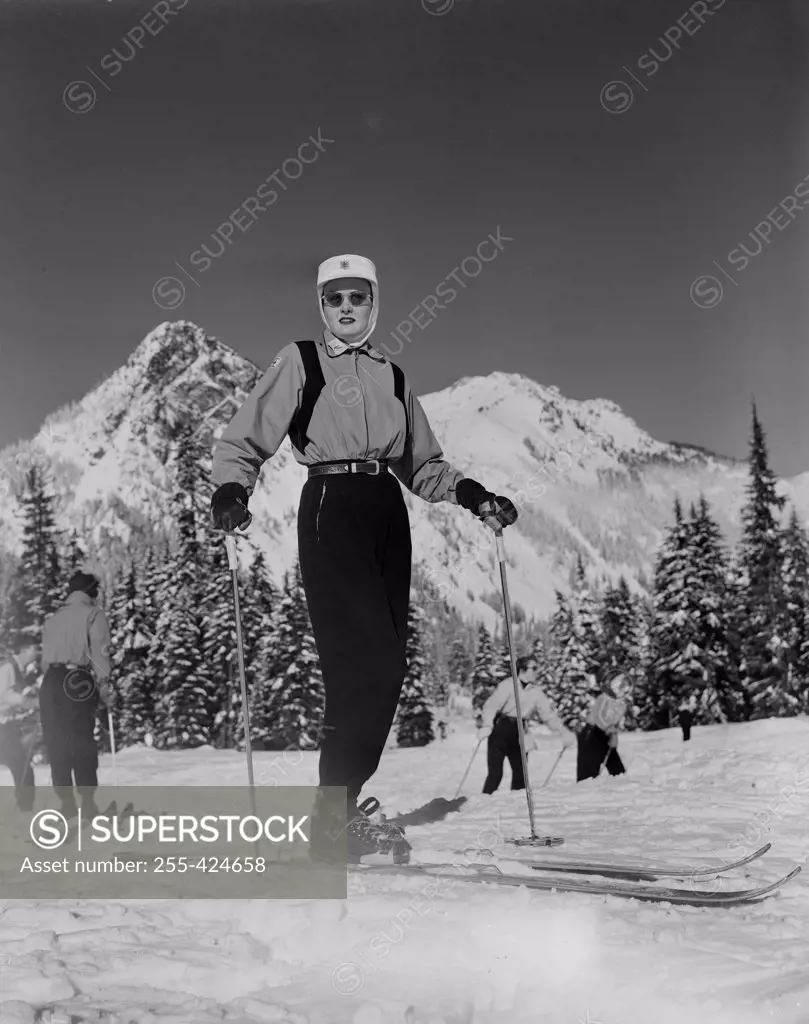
[200,525,240,747]
[495,635,514,683]
[547,589,596,729]
[642,499,696,726]
[687,497,746,722]
[597,576,643,723]
[132,545,169,744]
[257,561,324,749]
[237,549,280,750]
[571,555,602,676]
[395,600,435,747]
[781,508,809,707]
[470,623,498,724]
[448,635,474,693]
[150,426,217,748]
[736,404,789,716]
[111,559,155,747]
[529,634,555,690]
[60,530,87,598]
[6,466,63,649]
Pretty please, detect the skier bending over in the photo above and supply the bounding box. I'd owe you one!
[210,253,518,863]
[576,678,628,781]
[478,655,575,794]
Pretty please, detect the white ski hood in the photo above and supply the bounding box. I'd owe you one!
[317,253,379,348]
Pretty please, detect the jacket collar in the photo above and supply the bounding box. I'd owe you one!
[319,330,386,362]
[66,591,93,607]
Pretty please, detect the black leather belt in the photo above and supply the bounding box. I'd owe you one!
[308,460,389,478]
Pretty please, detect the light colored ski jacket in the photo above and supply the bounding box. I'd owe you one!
[211,331,465,504]
[587,693,626,733]
[41,592,111,682]
[480,677,568,736]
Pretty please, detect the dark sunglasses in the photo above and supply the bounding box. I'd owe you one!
[322,290,372,308]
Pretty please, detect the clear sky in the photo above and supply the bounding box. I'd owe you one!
[1,0,807,476]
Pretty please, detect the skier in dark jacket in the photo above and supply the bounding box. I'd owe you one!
[210,253,518,863]
[0,640,40,810]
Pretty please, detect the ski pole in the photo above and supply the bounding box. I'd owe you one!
[224,531,266,858]
[454,735,485,799]
[225,533,255,789]
[491,521,539,842]
[541,746,566,788]
[108,708,118,788]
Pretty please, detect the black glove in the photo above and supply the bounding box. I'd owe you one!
[211,482,252,532]
[456,478,518,529]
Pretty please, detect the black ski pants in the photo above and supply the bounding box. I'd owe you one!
[0,722,35,809]
[483,714,525,793]
[576,724,625,781]
[298,472,411,808]
[39,665,99,808]
[678,710,693,741]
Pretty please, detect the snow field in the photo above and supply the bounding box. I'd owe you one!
[1,717,809,1022]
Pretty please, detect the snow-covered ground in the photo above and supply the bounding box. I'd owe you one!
[2,717,809,1024]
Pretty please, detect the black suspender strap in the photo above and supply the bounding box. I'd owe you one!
[391,361,409,438]
[288,340,410,456]
[289,340,325,455]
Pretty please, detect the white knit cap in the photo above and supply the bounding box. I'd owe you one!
[317,254,377,290]
[317,253,379,346]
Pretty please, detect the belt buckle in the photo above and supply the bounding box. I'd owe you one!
[367,459,380,475]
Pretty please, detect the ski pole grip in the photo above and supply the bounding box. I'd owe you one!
[225,533,238,570]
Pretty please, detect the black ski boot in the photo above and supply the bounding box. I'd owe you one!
[347,797,411,865]
[310,793,411,865]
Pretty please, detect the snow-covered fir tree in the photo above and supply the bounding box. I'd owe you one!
[687,496,747,722]
[735,404,789,716]
[237,549,280,749]
[200,523,241,747]
[59,530,87,599]
[470,623,499,724]
[529,634,555,690]
[256,561,324,750]
[781,507,809,708]
[639,498,696,727]
[448,634,474,692]
[571,555,602,673]
[547,587,597,729]
[597,576,643,725]
[150,427,217,748]
[3,466,63,650]
[111,557,156,747]
[395,599,435,747]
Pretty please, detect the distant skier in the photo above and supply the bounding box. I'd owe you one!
[210,253,518,863]
[39,572,112,818]
[0,640,40,810]
[577,678,627,781]
[478,655,575,794]
[678,693,697,741]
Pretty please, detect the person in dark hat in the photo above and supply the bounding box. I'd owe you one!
[39,572,111,817]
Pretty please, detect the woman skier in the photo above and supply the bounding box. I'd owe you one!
[210,253,518,863]
[576,675,628,782]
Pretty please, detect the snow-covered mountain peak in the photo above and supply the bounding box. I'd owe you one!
[1,321,806,624]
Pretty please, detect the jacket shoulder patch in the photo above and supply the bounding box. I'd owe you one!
[269,356,282,370]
